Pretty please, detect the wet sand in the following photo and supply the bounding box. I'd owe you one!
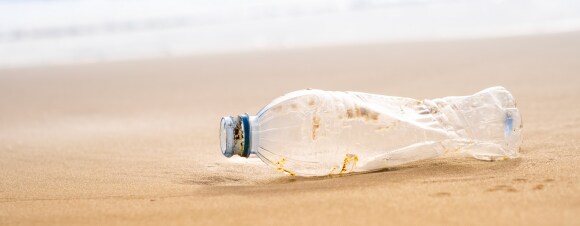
[1,32,579,225]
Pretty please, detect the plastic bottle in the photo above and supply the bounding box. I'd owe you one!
[219,86,522,177]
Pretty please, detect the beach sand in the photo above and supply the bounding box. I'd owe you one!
[0,32,579,225]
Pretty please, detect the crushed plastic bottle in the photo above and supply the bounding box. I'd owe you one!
[220,86,522,177]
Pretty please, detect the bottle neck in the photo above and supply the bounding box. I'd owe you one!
[220,114,258,158]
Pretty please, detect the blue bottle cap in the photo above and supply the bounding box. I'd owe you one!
[219,114,251,158]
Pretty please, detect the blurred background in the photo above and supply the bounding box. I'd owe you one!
[1,0,580,68]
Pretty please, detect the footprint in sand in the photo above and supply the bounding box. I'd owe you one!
[432,192,451,197]
[533,184,544,190]
[513,178,527,182]
[486,185,518,192]
[510,178,550,191]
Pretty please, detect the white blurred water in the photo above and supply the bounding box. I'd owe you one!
[1,0,580,68]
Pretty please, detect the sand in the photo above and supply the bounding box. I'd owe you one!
[0,32,579,226]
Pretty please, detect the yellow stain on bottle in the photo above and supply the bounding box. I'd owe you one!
[339,154,359,175]
[275,158,296,176]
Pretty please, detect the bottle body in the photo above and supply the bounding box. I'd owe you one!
[220,87,522,177]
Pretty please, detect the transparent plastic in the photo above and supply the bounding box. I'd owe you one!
[220,87,522,177]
